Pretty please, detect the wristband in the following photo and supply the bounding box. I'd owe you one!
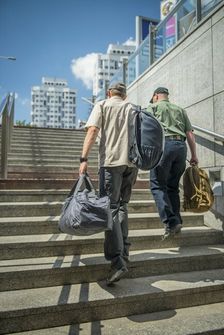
[80,157,88,163]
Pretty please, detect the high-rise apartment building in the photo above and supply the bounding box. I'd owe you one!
[93,43,136,98]
[31,77,76,128]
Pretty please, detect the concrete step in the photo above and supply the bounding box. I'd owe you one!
[12,127,86,138]
[10,143,88,152]
[13,126,85,134]
[1,244,223,291]
[11,133,87,141]
[0,178,149,190]
[10,302,224,335]
[7,157,99,165]
[3,170,146,180]
[1,268,224,333]
[0,227,223,260]
[6,165,98,173]
[8,150,98,158]
[10,138,92,146]
[9,146,98,153]
[0,200,179,217]
[0,189,152,202]
[10,142,96,151]
[0,212,203,235]
[4,171,99,179]
[138,170,150,179]
[12,127,85,134]
[9,143,97,152]
[12,132,86,141]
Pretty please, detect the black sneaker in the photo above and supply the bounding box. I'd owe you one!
[106,266,128,286]
[162,224,182,241]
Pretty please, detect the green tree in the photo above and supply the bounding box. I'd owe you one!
[15,120,33,127]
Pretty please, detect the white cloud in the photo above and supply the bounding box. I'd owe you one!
[20,98,30,106]
[123,37,136,47]
[71,53,98,90]
[15,93,30,107]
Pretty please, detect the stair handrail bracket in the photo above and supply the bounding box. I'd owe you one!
[0,93,15,179]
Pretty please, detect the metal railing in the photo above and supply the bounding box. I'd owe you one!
[0,93,15,179]
[193,124,224,143]
[105,0,223,92]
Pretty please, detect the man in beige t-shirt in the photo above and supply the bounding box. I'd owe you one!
[79,82,138,286]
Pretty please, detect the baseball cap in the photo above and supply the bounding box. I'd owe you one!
[150,87,169,103]
[108,82,126,95]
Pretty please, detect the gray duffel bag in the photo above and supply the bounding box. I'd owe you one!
[58,174,113,235]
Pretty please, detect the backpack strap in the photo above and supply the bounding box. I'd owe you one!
[132,111,143,163]
[151,105,157,117]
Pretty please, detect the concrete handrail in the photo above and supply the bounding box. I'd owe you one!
[0,95,9,121]
[1,93,15,179]
[193,124,224,143]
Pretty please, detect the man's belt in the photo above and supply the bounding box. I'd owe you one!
[165,134,185,141]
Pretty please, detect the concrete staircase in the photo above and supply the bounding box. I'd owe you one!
[1,127,99,179]
[0,127,224,334]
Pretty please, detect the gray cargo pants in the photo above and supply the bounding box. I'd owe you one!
[99,165,138,270]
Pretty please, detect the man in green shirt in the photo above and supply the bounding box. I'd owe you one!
[147,87,198,240]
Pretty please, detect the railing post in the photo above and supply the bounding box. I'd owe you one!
[104,81,109,99]
[149,24,155,66]
[1,93,15,179]
[9,94,15,148]
[122,58,128,85]
[1,96,9,179]
[196,0,202,23]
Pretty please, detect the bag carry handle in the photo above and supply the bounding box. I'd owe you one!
[68,173,96,197]
[84,174,95,192]
[187,165,213,207]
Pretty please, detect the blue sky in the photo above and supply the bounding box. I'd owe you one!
[0,0,161,123]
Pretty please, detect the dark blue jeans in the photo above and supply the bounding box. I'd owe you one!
[150,140,187,229]
[99,165,138,270]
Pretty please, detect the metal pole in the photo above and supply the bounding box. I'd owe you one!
[1,93,15,179]
[104,80,109,99]
[135,16,141,78]
[122,58,128,85]
[196,0,202,23]
[1,96,9,179]
[9,94,15,148]
[81,97,95,106]
[149,24,155,65]
[0,56,16,61]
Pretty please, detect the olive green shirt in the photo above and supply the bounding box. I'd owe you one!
[147,100,192,138]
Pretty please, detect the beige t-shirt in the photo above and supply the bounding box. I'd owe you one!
[85,96,136,167]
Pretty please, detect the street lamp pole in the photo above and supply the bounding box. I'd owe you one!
[81,97,95,106]
[0,56,16,61]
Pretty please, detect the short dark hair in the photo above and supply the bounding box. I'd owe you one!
[108,82,126,96]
